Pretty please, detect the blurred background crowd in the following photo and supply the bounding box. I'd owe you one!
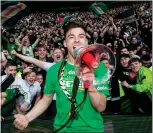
[1,1,152,118]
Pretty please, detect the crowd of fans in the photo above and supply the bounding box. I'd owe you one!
[1,1,152,119]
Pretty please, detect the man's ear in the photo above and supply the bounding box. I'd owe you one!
[63,40,67,48]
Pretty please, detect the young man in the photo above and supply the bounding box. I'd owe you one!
[1,62,31,116]
[117,54,138,113]
[140,54,152,68]
[122,57,152,114]
[36,45,53,62]
[120,47,129,55]
[13,22,110,132]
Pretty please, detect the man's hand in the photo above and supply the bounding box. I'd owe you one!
[23,67,33,74]
[11,50,17,55]
[13,114,29,130]
[80,66,95,89]
[3,50,9,56]
[122,81,131,88]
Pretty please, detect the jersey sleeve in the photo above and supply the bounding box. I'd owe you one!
[43,62,55,72]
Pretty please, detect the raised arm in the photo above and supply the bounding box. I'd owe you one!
[31,35,40,50]
[11,50,50,70]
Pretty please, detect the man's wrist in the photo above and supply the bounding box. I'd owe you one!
[128,84,133,88]
[88,90,97,93]
[25,115,30,122]
[25,114,31,122]
[87,85,98,92]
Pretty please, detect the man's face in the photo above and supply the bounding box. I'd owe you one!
[36,75,43,85]
[121,48,129,55]
[64,27,88,58]
[38,47,47,59]
[141,50,147,55]
[25,39,30,47]
[52,49,63,63]
[120,57,130,68]
[54,36,58,42]
[131,61,141,73]
[141,60,151,68]
[144,24,148,29]
[25,72,36,85]
[117,27,121,32]
[5,66,17,77]
[21,62,28,69]
[108,27,113,35]
[102,60,109,68]
[131,38,137,44]
[9,37,14,42]
[93,32,98,38]
[15,33,19,37]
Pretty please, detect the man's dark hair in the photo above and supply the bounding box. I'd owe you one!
[63,22,86,37]
[140,46,150,53]
[141,54,151,61]
[5,61,16,68]
[120,47,128,52]
[129,57,141,65]
[120,54,130,59]
[121,47,128,50]
[37,44,47,50]
[36,72,43,76]
[101,58,109,61]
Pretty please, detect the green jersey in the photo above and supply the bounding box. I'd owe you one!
[44,61,110,132]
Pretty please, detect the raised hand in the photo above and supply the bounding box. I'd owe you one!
[11,50,17,55]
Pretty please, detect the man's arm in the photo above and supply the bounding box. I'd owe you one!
[31,37,40,50]
[11,50,51,70]
[108,16,117,32]
[13,94,53,130]
[81,63,109,112]
[34,92,41,105]
[122,69,152,93]
[88,85,107,112]
[15,38,23,52]
[25,94,53,121]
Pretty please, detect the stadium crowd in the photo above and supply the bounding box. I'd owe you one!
[1,1,152,120]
